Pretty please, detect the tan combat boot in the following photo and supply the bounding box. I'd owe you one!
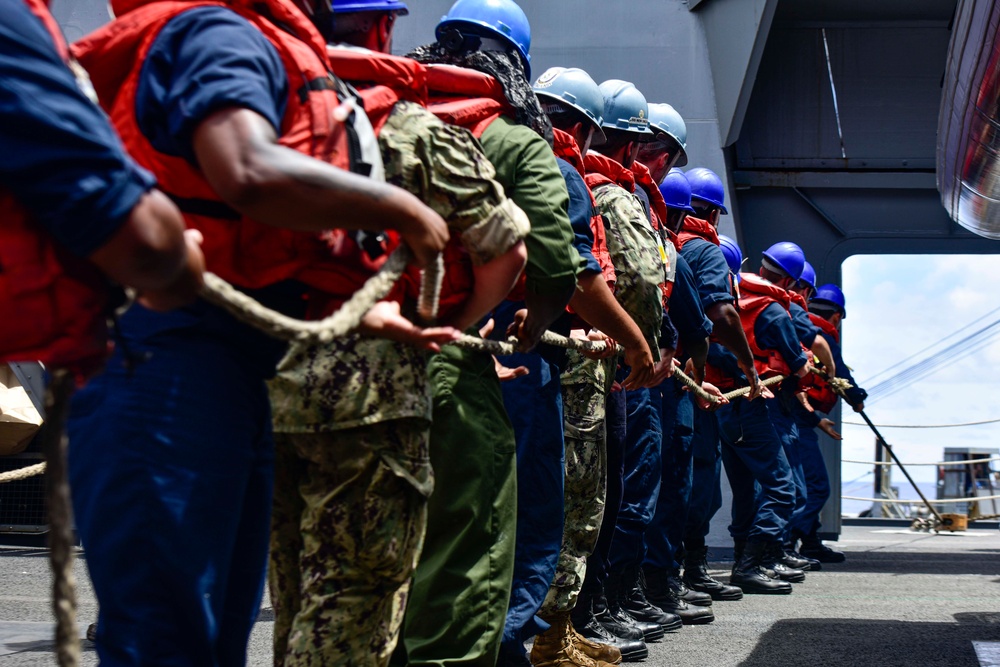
[570,625,622,665]
[531,612,616,667]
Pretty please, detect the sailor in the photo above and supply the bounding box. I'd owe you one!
[641,166,719,626]
[795,283,868,563]
[672,169,757,602]
[66,0,451,661]
[757,244,837,573]
[716,244,814,594]
[583,79,681,641]
[397,3,588,665]
[0,0,204,376]
[266,1,533,664]
[531,65,656,665]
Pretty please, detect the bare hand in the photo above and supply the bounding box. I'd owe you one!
[358,301,460,351]
[480,318,529,381]
[622,340,656,390]
[579,330,618,361]
[818,418,843,440]
[137,228,206,312]
[684,358,705,387]
[795,360,815,379]
[853,401,865,413]
[739,361,763,401]
[398,207,449,268]
[760,385,775,400]
[647,348,677,386]
[694,381,728,412]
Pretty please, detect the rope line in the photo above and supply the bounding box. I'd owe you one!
[843,494,1000,504]
[0,461,46,483]
[843,456,1000,467]
[843,417,1000,429]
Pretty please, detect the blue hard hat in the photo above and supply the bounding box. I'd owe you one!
[685,167,728,214]
[331,0,408,14]
[437,0,531,77]
[533,67,607,144]
[647,103,688,167]
[718,234,744,276]
[762,241,806,280]
[658,168,694,212]
[598,79,653,136]
[799,261,817,289]
[811,283,846,318]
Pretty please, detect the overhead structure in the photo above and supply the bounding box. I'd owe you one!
[937,0,1000,239]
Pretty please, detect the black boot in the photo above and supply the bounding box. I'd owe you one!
[603,572,665,642]
[671,573,714,607]
[783,541,821,571]
[683,546,743,601]
[570,593,648,662]
[642,567,715,625]
[799,534,847,563]
[620,567,683,632]
[730,540,792,594]
[760,542,806,583]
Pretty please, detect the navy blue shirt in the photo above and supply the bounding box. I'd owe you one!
[789,301,819,349]
[670,254,712,348]
[556,157,601,275]
[136,7,288,165]
[0,0,155,256]
[755,303,807,373]
[678,238,735,311]
[122,7,300,376]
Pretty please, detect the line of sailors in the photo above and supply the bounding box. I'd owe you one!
[0,0,870,665]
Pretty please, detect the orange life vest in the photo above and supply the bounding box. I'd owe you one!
[74,0,369,301]
[804,312,841,412]
[552,128,615,290]
[631,161,668,233]
[677,215,721,249]
[737,272,794,378]
[0,0,112,376]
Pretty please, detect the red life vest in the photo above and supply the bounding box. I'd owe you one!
[74,0,368,300]
[677,215,720,249]
[0,0,112,376]
[804,312,841,412]
[737,272,794,378]
[631,161,667,233]
[552,128,615,290]
[788,290,808,310]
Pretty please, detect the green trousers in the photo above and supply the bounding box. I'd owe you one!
[392,344,518,667]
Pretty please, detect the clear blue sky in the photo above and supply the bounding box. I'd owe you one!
[839,254,1000,498]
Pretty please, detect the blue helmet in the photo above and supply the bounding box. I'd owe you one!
[437,0,531,77]
[331,0,408,14]
[799,261,817,290]
[718,234,744,276]
[533,67,607,144]
[598,79,653,136]
[646,103,688,167]
[658,168,694,212]
[811,283,846,318]
[762,241,806,280]
[685,167,728,214]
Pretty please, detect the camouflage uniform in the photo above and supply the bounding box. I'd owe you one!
[268,101,529,667]
[592,183,668,356]
[540,351,616,615]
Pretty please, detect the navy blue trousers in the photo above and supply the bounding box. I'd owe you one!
[499,351,566,648]
[684,408,723,550]
[644,377,695,571]
[609,372,662,571]
[768,406,806,542]
[68,331,274,667]
[581,388,627,598]
[791,412,831,537]
[718,398,795,543]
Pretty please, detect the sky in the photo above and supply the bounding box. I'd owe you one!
[838,254,1000,510]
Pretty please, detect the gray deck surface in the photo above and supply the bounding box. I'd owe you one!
[1,524,999,666]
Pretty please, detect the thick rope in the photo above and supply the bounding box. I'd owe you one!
[418,254,445,323]
[0,461,46,483]
[40,369,79,667]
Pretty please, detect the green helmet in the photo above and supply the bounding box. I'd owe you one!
[533,67,607,144]
[598,79,652,136]
[647,103,688,166]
